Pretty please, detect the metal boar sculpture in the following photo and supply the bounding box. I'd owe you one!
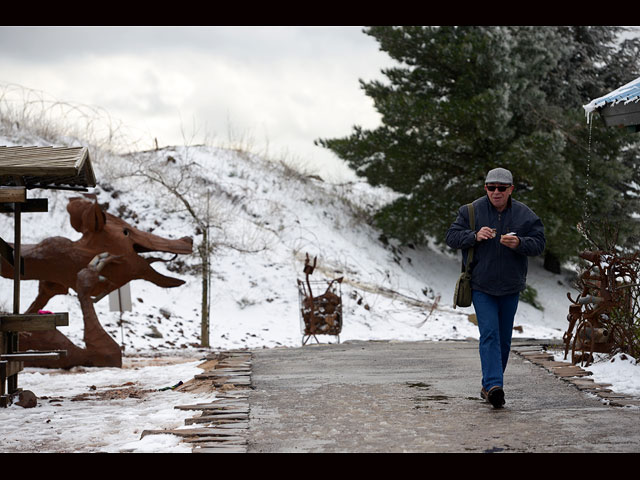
[0,196,193,368]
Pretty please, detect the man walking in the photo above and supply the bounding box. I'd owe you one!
[446,167,545,408]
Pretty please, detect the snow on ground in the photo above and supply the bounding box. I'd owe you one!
[549,350,640,399]
[0,357,211,453]
[586,353,640,397]
[1,130,639,452]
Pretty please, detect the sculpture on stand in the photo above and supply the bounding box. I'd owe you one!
[564,248,640,366]
[0,196,193,368]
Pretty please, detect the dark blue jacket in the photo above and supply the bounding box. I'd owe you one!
[445,195,546,296]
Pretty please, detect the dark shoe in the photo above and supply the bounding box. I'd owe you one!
[481,386,505,408]
[487,386,505,408]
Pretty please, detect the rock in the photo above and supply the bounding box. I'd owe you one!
[146,325,164,338]
[15,390,37,408]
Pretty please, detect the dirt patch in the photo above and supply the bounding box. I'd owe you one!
[69,355,213,399]
[70,383,155,401]
[122,354,203,369]
[173,359,220,395]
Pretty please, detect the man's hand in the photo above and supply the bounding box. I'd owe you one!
[475,226,496,242]
[500,234,520,249]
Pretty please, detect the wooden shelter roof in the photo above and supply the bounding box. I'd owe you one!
[0,146,96,190]
[584,76,640,115]
[584,76,640,130]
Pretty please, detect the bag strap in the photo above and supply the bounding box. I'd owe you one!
[465,203,475,272]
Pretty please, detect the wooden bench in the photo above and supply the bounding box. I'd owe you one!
[0,312,69,332]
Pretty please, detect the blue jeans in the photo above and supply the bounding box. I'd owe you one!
[472,290,520,391]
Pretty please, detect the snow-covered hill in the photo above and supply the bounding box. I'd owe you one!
[0,130,572,354]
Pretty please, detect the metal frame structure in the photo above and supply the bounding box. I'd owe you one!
[0,145,95,406]
[297,254,343,346]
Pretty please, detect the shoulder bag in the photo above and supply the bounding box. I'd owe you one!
[453,203,475,309]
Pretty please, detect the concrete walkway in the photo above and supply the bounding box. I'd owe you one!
[247,340,640,453]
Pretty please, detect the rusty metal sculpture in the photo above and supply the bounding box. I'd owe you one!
[563,249,640,366]
[0,196,192,368]
[297,253,343,345]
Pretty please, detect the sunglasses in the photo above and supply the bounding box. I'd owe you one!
[486,185,511,192]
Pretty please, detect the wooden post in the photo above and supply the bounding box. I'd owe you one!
[118,288,124,349]
[7,200,21,394]
[13,201,21,315]
[0,361,7,407]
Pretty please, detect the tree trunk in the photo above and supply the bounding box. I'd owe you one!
[200,231,210,348]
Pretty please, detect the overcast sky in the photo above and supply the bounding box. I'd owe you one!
[0,26,396,181]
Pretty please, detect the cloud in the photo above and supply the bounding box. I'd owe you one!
[0,26,395,181]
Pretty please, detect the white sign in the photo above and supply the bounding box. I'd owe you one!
[108,283,132,312]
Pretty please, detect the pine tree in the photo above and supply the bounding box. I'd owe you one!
[316,26,640,268]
